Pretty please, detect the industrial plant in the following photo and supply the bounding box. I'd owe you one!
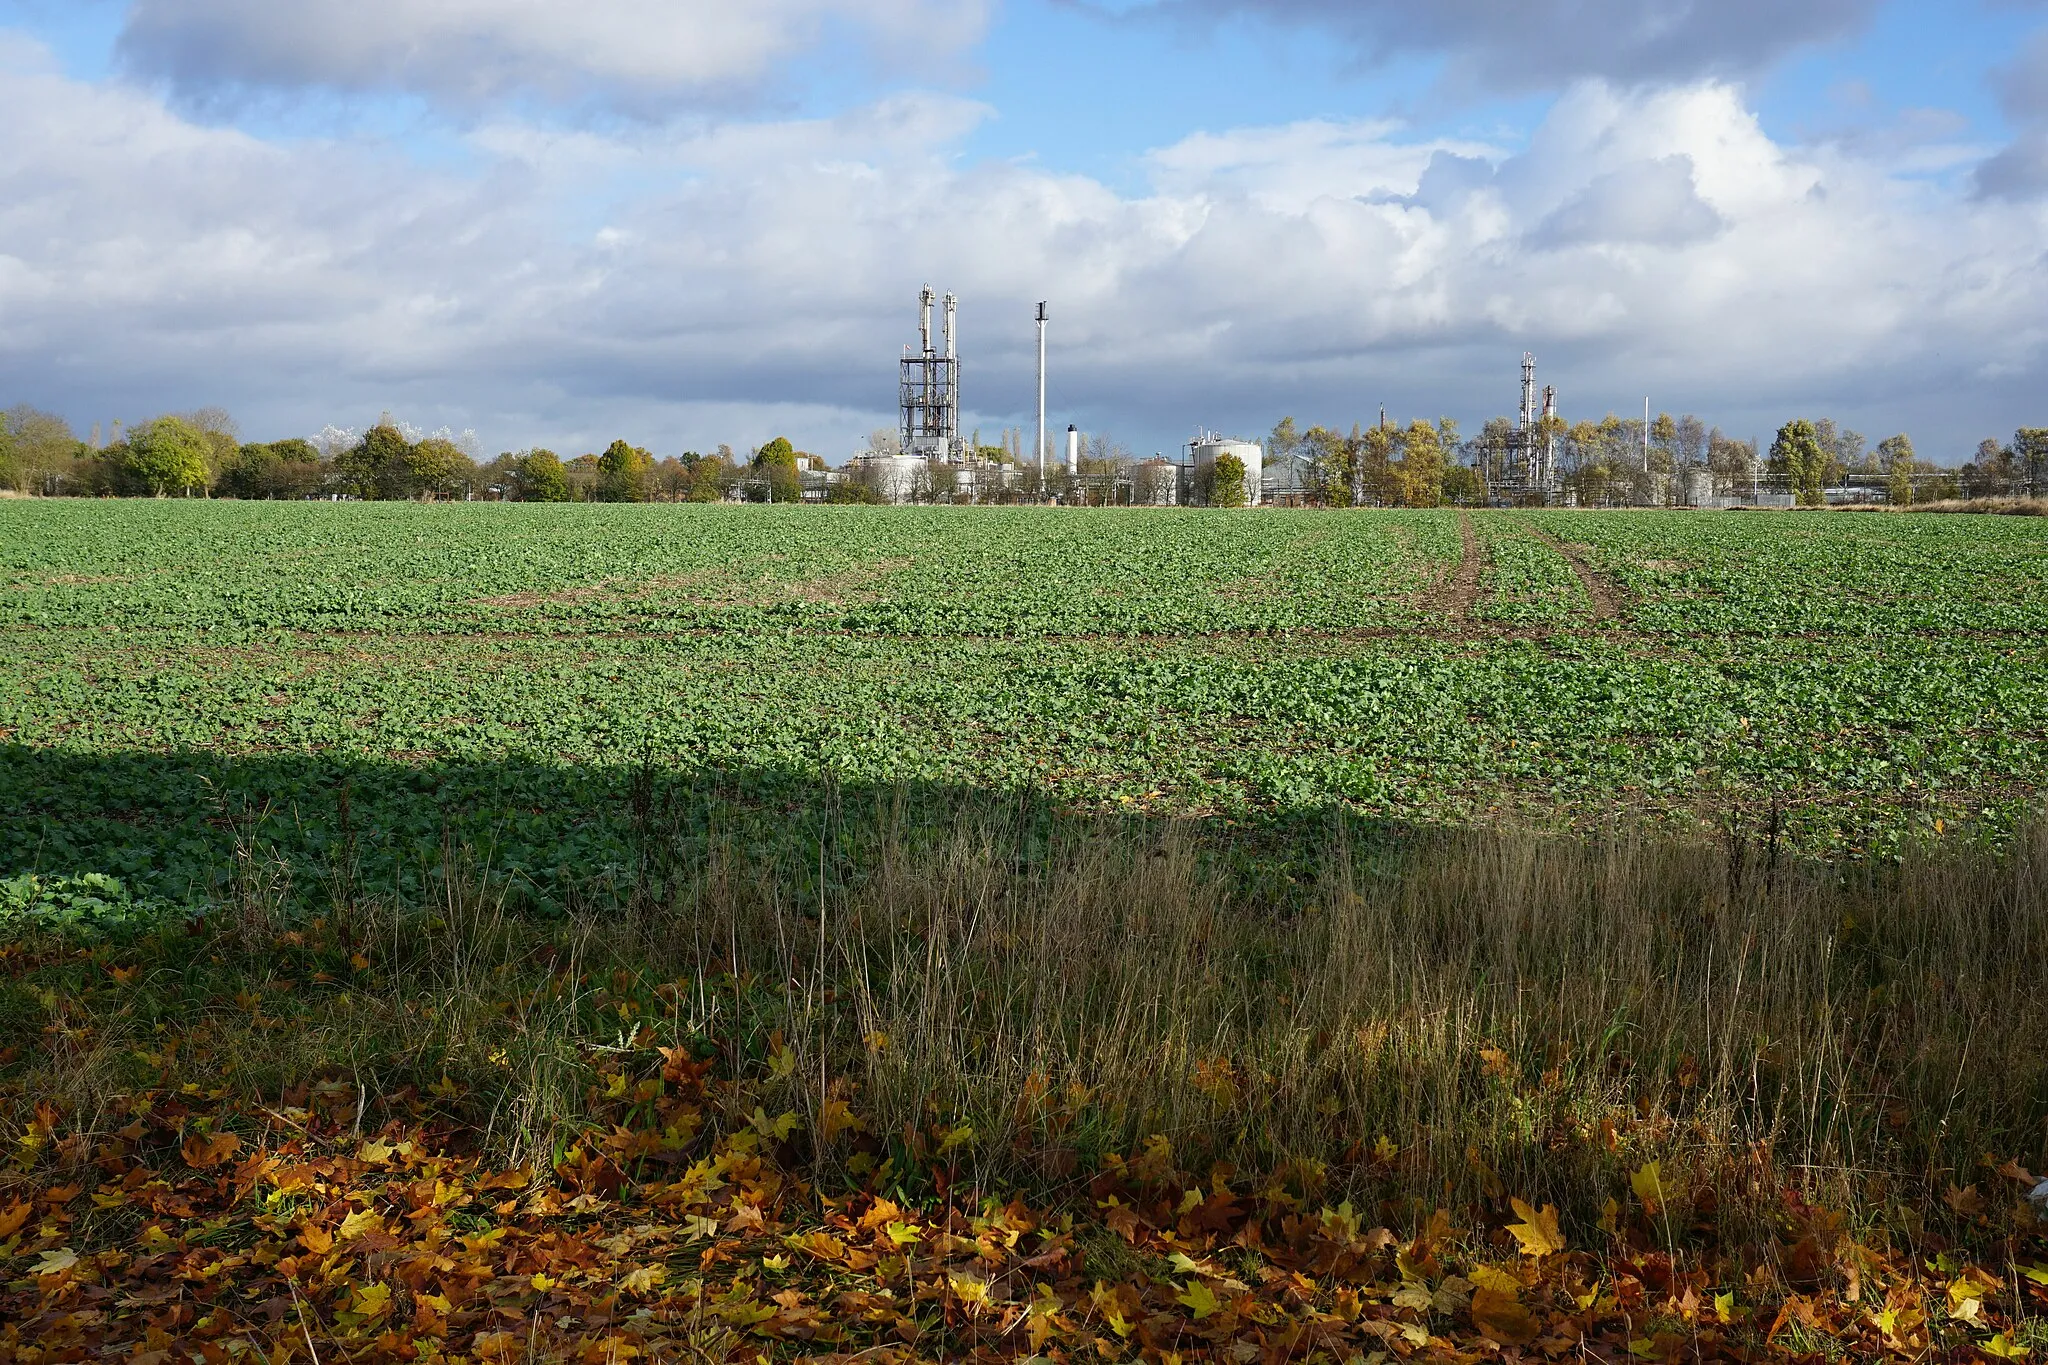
[839,293,1809,509]
[845,288,1267,507]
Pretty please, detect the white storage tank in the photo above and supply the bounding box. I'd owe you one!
[1190,438,1263,507]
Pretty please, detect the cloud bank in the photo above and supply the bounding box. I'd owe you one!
[1,22,2045,459]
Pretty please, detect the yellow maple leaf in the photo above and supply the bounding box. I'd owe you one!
[1469,1265,1522,1295]
[351,1282,392,1317]
[1176,1280,1221,1320]
[338,1208,385,1241]
[1983,1333,2031,1360]
[620,1264,665,1295]
[32,1247,78,1278]
[1506,1198,1567,1257]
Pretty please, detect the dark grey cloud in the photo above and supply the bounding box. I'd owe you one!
[1974,27,2048,198]
[1532,155,1725,247]
[1974,129,2048,198]
[1136,0,1878,92]
[114,0,989,111]
[1993,27,2048,122]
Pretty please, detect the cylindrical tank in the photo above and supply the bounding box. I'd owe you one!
[1190,439,1263,507]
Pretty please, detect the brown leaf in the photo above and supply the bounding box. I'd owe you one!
[1471,1286,1539,1346]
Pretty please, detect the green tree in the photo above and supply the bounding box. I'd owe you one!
[1877,433,1916,506]
[217,440,325,499]
[753,437,802,503]
[509,449,568,501]
[404,437,473,499]
[1769,419,1829,506]
[1210,451,1248,508]
[120,417,212,496]
[1442,464,1485,507]
[596,439,652,502]
[1300,426,1347,506]
[334,424,414,499]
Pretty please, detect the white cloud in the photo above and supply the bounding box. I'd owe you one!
[1,35,2045,460]
[117,0,992,109]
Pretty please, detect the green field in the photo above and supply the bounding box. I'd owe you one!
[5,500,2046,907]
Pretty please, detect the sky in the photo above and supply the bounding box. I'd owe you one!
[1,0,2045,465]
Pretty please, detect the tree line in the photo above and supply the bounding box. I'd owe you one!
[1267,410,2048,507]
[0,408,833,504]
[4,402,2043,507]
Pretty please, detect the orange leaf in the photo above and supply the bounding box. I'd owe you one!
[182,1131,242,1170]
[0,1202,31,1239]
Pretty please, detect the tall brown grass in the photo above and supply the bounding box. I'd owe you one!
[646,804,2048,1238]
[12,799,2047,1251]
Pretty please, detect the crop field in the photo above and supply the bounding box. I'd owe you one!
[4,499,2047,905]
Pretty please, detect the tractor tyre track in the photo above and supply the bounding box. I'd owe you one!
[1432,512,1486,623]
[1529,525,1624,621]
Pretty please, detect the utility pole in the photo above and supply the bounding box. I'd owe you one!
[1035,302,1048,487]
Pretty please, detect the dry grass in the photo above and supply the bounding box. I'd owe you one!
[8,800,2047,1252]
[1821,496,2048,516]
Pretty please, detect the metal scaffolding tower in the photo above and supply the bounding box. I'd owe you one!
[901,285,963,461]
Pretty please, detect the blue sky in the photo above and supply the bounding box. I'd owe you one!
[1,0,2044,462]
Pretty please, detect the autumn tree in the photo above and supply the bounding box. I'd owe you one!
[1397,420,1446,508]
[596,439,652,502]
[508,449,569,502]
[0,406,82,493]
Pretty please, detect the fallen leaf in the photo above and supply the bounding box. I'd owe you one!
[1506,1198,1567,1257]
[181,1131,241,1170]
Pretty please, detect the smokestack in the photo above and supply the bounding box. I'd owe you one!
[1035,302,1048,484]
[920,286,934,356]
[944,293,959,460]
[1066,425,1079,477]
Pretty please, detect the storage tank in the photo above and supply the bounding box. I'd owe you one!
[1190,438,1263,507]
